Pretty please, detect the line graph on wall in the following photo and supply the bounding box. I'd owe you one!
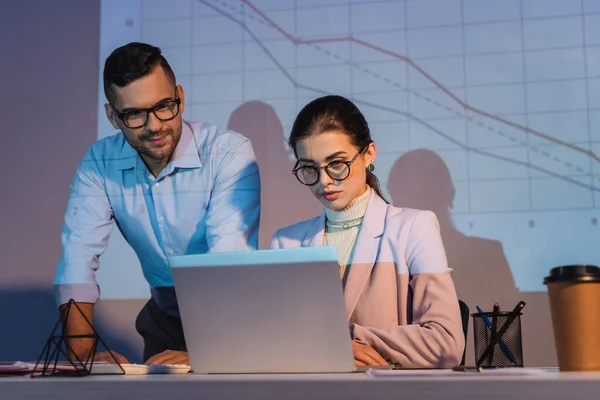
[98,0,600,297]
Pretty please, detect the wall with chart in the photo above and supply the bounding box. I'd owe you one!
[91,0,600,365]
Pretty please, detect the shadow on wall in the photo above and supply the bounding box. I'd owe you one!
[387,148,518,309]
[0,287,142,363]
[227,100,322,249]
[386,149,556,367]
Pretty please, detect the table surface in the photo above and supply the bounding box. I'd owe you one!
[2,368,600,400]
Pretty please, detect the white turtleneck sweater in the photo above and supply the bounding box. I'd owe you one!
[324,186,371,285]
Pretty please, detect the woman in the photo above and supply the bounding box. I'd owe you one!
[270,95,464,368]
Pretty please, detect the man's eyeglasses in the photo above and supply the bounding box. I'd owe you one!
[112,92,181,129]
[292,146,367,186]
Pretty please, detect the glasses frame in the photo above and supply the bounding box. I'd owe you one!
[292,145,368,186]
[111,90,181,129]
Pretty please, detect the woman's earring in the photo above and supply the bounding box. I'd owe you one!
[367,163,375,172]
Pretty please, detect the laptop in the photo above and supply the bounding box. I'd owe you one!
[169,246,359,374]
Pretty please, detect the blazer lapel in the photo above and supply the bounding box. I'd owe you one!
[301,211,326,247]
[343,192,387,319]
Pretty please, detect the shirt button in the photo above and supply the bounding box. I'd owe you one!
[157,215,164,222]
[167,249,174,255]
[154,182,160,188]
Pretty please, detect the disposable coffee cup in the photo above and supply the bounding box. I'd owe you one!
[544,265,600,371]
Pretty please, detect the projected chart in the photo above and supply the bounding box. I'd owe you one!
[97,0,600,298]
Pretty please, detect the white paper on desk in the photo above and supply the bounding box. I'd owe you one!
[0,361,191,375]
[479,368,550,376]
[0,361,33,374]
[367,369,459,378]
[367,368,550,378]
[0,361,78,373]
[90,363,191,375]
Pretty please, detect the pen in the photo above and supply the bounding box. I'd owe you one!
[489,303,499,365]
[475,305,517,365]
[476,301,526,367]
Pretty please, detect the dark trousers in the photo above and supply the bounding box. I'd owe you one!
[135,298,187,361]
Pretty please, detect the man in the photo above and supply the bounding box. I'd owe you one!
[54,42,260,365]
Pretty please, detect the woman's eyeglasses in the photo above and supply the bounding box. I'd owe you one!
[292,146,367,186]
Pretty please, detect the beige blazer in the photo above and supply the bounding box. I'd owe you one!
[270,191,465,368]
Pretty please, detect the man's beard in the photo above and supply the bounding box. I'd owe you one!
[135,126,181,161]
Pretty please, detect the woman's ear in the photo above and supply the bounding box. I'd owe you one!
[364,142,377,165]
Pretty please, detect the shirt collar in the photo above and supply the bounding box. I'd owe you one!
[114,137,137,170]
[169,121,202,170]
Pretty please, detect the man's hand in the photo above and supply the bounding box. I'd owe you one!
[145,350,190,366]
[352,340,388,366]
[93,351,130,365]
[59,302,96,361]
[59,303,129,365]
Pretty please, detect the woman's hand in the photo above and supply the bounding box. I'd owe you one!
[352,340,388,366]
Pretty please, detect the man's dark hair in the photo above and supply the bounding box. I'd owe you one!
[103,42,176,105]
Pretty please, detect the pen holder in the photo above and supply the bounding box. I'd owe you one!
[472,311,524,368]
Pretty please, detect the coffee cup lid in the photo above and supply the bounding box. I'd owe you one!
[543,265,600,284]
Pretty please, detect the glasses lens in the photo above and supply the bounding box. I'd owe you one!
[326,161,350,180]
[154,101,179,121]
[296,166,319,185]
[123,110,147,129]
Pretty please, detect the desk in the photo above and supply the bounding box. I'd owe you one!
[2,370,600,400]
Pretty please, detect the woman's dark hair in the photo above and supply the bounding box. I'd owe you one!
[288,95,387,202]
[103,42,176,105]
